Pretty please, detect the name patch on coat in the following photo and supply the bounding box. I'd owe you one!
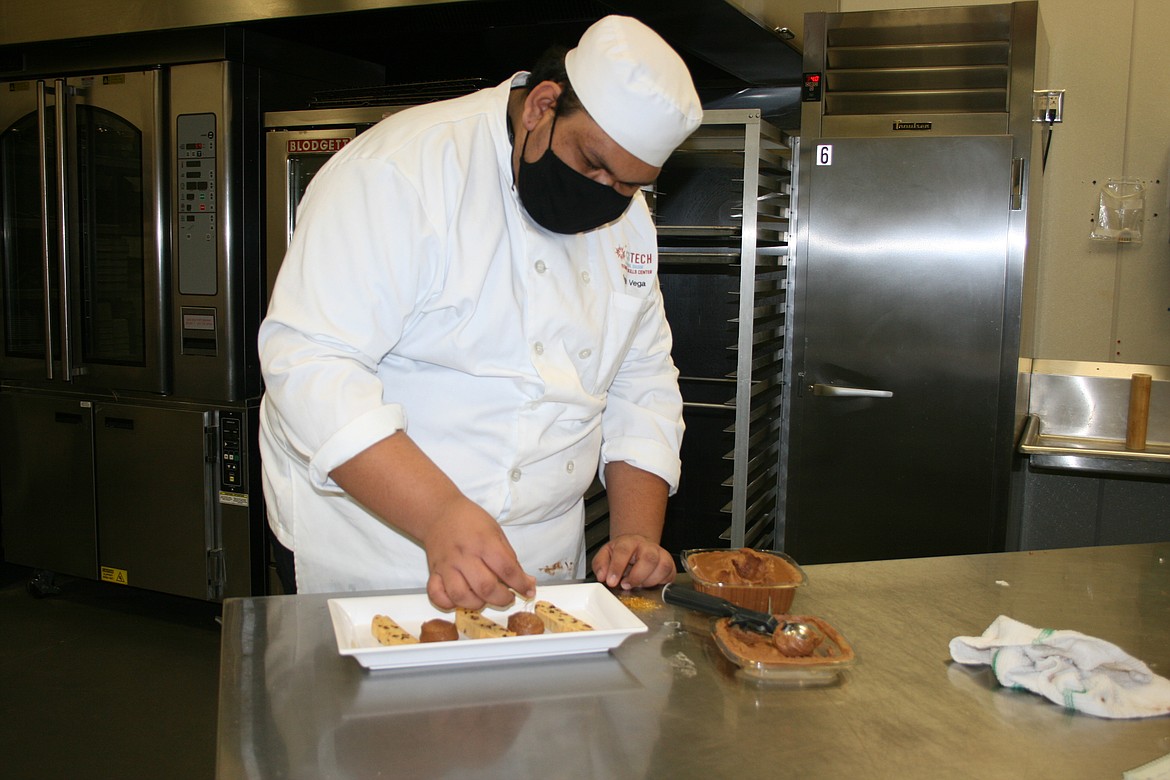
[617,245,656,290]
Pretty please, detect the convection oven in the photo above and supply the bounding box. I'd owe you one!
[0,30,382,599]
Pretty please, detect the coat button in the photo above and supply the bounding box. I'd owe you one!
[510,469,522,482]
[533,342,544,356]
[580,270,591,284]
[535,260,547,274]
[578,348,592,360]
[565,460,575,474]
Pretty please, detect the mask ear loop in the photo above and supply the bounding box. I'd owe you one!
[545,109,559,155]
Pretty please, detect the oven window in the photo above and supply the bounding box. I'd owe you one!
[287,154,333,241]
[0,111,60,360]
[76,105,144,366]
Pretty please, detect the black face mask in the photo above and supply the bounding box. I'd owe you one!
[516,113,633,234]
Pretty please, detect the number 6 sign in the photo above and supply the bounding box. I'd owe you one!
[816,144,833,166]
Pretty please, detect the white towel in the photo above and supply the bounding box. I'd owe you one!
[949,615,1170,719]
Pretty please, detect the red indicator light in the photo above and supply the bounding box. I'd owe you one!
[808,74,821,83]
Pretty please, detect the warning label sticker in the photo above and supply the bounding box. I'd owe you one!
[100,567,129,585]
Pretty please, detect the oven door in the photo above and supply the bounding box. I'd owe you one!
[264,127,357,303]
[0,70,167,393]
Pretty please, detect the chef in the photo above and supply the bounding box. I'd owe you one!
[258,15,702,609]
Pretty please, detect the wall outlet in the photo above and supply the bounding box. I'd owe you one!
[1033,90,1065,123]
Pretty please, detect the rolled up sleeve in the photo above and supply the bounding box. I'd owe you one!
[309,403,408,490]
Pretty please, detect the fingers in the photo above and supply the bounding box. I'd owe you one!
[423,498,535,610]
[591,545,614,585]
[465,536,535,607]
[427,571,455,611]
[491,556,537,602]
[428,557,524,610]
[593,536,676,590]
[426,537,535,610]
[619,547,674,589]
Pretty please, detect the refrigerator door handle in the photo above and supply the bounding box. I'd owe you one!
[36,80,55,380]
[811,383,894,398]
[1010,157,1025,211]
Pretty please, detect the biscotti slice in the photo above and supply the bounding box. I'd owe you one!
[371,614,419,646]
[534,601,593,632]
[455,608,516,639]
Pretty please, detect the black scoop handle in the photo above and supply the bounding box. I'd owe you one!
[661,583,776,632]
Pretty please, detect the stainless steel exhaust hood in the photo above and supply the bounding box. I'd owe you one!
[0,0,804,89]
[601,0,804,85]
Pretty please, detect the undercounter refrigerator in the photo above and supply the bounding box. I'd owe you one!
[782,2,1047,563]
[0,31,381,599]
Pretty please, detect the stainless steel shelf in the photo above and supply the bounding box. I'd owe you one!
[1019,414,1170,478]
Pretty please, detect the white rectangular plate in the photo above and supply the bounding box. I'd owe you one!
[328,582,648,671]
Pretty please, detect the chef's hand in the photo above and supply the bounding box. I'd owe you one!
[422,496,536,611]
[592,534,676,590]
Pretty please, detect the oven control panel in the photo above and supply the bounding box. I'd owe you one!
[217,412,248,506]
[177,112,218,296]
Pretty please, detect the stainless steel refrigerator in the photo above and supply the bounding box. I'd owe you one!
[781,2,1046,563]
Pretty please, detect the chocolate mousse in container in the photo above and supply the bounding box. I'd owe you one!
[712,615,856,685]
[681,547,807,613]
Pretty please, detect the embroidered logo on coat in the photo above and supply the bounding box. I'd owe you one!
[616,245,655,290]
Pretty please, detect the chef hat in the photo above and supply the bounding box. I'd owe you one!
[565,15,702,167]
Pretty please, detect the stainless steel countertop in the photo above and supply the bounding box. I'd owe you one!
[216,544,1170,778]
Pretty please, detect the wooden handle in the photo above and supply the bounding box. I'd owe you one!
[1125,373,1152,451]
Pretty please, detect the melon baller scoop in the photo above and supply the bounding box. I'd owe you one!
[661,583,813,642]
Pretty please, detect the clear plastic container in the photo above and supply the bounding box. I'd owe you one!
[713,615,855,685]
[681,548,807,613]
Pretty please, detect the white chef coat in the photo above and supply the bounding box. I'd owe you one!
[258,75,684,594]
